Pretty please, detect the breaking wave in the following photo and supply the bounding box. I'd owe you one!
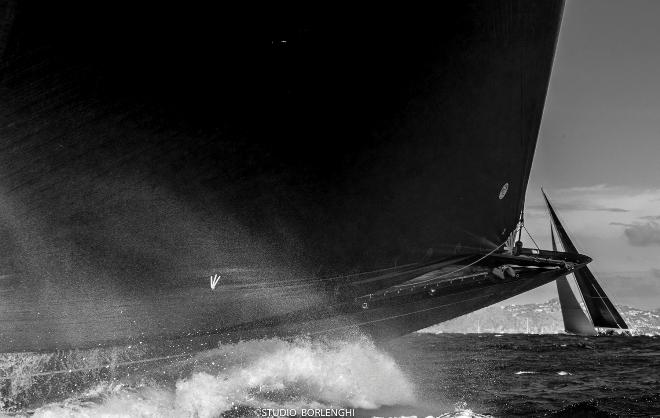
[11,337,415,417]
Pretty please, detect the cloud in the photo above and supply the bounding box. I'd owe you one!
[559,184,609,193]
[614,221,660,247]
[528,186,660,216]
[640,215,660,220]
[609,222,632,227]
[527,202,629,213]
[523,186,660,271]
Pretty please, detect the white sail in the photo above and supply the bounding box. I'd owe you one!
[556,275,597,336]
[551,224,597,336]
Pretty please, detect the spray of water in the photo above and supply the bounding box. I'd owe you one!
[10,336,415,417]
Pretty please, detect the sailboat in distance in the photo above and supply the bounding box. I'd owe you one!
[0,0,594,355]
[543,191,628,334]
[551,224,597,336]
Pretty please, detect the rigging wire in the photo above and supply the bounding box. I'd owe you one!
[392,241,507,288]
[0,353,192,380]
[523,225,540,250]
[585,274,629,329]
[603,285,631,331]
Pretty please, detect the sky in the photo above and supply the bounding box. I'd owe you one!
[505,0,660,309]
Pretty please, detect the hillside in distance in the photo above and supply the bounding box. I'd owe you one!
[420,298,660,336]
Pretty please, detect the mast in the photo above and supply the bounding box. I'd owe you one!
[543,190,628,329]
[551,224,597,336]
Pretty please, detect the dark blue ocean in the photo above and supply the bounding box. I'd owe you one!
[1,333,658,417]
[382,333,660,417]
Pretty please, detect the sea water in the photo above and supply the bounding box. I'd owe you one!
[1,333,658,417]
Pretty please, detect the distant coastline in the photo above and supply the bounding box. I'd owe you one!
[420,298,660,336]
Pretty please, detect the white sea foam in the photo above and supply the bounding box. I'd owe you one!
[381,414,490,418]
[436,402,492,417]
[438,410,492,418]
[27,336,415,418]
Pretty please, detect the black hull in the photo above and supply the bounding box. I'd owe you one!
[1,250,589,352]
[222,263,576,343]
[0,258,574,355]
[0,1,565,352]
